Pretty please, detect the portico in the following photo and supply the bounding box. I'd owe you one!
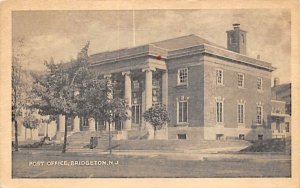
[57,55,168,138]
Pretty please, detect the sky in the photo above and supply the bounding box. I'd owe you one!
[12,9,291,84]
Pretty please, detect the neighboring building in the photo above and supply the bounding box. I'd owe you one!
[270,79,291,138]
[270,99,291,138]
[25,24,277,141]
[12,109,57,142]
[271,78,291,115]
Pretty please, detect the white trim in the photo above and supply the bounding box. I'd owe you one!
[215,97,224,124]
[176,96,189,124]
[237,102,245,125]
[177,68,188,86]
[271,99,286,104]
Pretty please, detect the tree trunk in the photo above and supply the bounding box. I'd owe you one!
[30,129,33,140]
[62,115,68,153]
[154,126,157,140]
[46,123,49,137]
[25,127,27,140]
[108,120,112,155]
[14,120,19,151]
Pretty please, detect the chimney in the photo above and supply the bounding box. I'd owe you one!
[226,24,247,55]
[233,23,240,29]
[257,54,260,60]
[274,77,280,86]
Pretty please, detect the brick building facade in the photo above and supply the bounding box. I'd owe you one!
[51,24,276,141]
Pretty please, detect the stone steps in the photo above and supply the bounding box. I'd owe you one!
[67,131,120,149]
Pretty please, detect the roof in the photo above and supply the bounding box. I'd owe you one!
[272,83,291,93]
[89,34,275,71]
[151,34,225,51]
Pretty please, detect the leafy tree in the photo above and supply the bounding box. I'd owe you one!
[76,75,129,154]
[12,38,32,151]
[23,109,40,139]
[31,42,91,153]
[101,78,129,154]
[32,41,129,153]
[143,105,170,139]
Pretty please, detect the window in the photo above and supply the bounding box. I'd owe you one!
[177,96,188,123]
[177,134,187,140]
[237,73,244,88]
[241,34,245,43]
[239,134,245,140]
[285,123,290,133]
[132,104,141,124]
[237,103,245,124]
[216,69,223,85]
[258,134,263,140]
[178,68,188,85]
[133,81,140,90]
[216,134,224,140]
[257,77,262,90]
[216,98,224,123]
[256,105,263,125]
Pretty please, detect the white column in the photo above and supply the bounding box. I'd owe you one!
[162,70,168,108]
[142,67,155,109]
[73,116,80,132]
[122,71,132,130]
[58,114,65,132]
[89,118,96,131]
[142,67,155,139]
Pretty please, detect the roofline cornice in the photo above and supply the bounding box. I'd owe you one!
[89,52,167,67]
[167,43,276,72]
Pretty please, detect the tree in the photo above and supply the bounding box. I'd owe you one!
[32,41,129,153]
[76,74,129,154]
[31,42,91,153]
[143,105,170,139]
[23,109,40,140]
[101,78,129,154]
[12,38,32,151]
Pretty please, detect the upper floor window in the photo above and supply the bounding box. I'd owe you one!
[237,73,244,88]
[178,68,188,85]
[257,77,263,90]
[216,69,223,85]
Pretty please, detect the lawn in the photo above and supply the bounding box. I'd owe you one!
[12,150,291,178]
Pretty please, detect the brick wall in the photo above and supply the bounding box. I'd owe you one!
[166,54,204,128]
[203,55,272,137]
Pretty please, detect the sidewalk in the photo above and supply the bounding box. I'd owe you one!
[17,147,290,162]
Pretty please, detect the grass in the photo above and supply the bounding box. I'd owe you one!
[12,150,291,178]
[89,139,250,151]
[240,138,291,153]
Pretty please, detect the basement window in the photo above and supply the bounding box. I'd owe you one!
[216,134,224,140]
[239,134,245,140]
[177,134,187,140]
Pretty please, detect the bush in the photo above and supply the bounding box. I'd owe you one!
[143,105,170,131]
